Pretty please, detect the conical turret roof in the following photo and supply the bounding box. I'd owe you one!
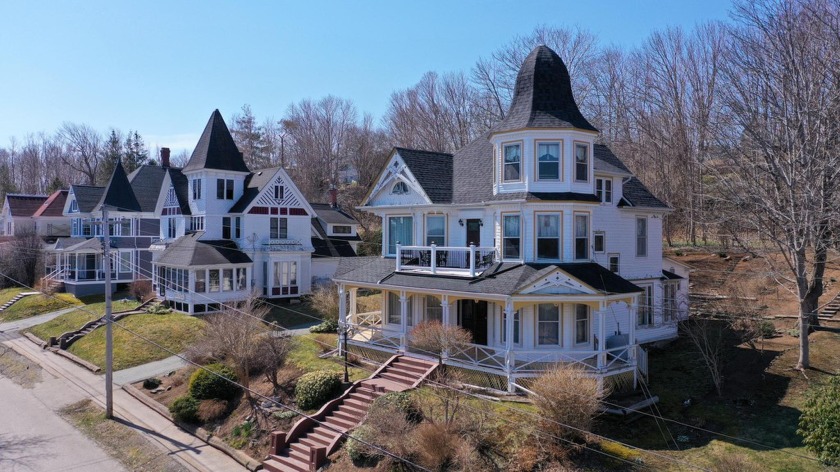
[99,160,141,211]
[493,45,597,134]
[183,109,249,173]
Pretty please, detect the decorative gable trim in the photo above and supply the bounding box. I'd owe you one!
[519,269,596,295]
[364,152,433,206]
[242,168,315,217]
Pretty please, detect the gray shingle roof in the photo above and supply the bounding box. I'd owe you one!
[594,144,632,175]
[311,203,358,225]
[127,165,167,213]
[71,185,105,213]
[167,168,191,215]
[395,148,453,204]
[99,161,141,212]
[334,258,641,295]
[311,219,357,258]
[182,110,249,174]
[5,194,48,217]
[618,177,668,209]
[229,167,279,213]
[157,232,252,266]
[492,45,597,134]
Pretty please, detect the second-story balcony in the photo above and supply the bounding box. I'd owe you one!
[396,244,498,277]
[262,238,313,252]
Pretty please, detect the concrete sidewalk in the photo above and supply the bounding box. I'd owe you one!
[0,306,80,339]
[113,354,188,386]
[3,335,247,472]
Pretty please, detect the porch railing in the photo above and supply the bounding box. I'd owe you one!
[512,345,634,374]
[396,244,497,277]
[353,310,382,327]
[347,325,401,352]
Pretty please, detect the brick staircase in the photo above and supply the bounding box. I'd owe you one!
[819,295,840,321]
[263,355,436,472]
[0,291,38,312]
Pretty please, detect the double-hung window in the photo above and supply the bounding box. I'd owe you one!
[387,216,413,255]
[119,252,132,273]
[609,254,620,273]
[574,214,589,260]
[502,214,521,260]
[234,217,241,239]
[638,285,653,326]
[536,214,560,260]
[270,217,288,239]
[222,217,231,239]
[636,217,648,257]
[503,143,521,182]
[216,179,234,200]
[575,143,589,182]
[425,215,445,246]
[387,292,401,324]
[502,310,521,345]
[537,304,561,345]
[596,178,612,203]
[537,142,560,180]
[575,304,590,344]
[167,218,176,239]
[192,178,202,200]
[594,231,605,253]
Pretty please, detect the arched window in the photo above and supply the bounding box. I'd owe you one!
[391,181,409,195]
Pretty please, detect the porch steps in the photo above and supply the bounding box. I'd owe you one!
[0,292,39,312]
[263,355,437,472]
[819,296,840,320]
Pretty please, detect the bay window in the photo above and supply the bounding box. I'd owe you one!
[503,143,521,182]
[387,216,413,255]
[502,214,521,260]
[536,214,560,260]
[537,142,560,180]
[574,214,589,260]
[575,143,589,182]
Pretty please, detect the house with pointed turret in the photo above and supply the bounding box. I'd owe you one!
[149,110,359,314]
[334,46,689,391]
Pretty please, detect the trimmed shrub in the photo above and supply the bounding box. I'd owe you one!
[130,279,153,302]
[798,375,840,465]
[142,377,161,390]
[145,302,172,314]
[188,363,240,401]
[170,395,200,423]
[197,399,229,423]
[371,391,422,424]
[309,319,338,334]
[295,370,342,410]
[346,425,381,465]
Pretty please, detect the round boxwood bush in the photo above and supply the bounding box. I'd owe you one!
[371,391,422,424]
[170,395,200,423]
[295,370,342,410]
[346,424,381,465]
[188,363,240,401]
[798,375,840,465]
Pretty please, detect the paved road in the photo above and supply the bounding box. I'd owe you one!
[0,374,126,472]
[0,306,79,337]
[2,335,247,472]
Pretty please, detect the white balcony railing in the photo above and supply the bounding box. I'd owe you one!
[396,244,498,277]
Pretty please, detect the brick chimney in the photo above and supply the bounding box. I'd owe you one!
[160,147,170,168]
[329,187,338,208]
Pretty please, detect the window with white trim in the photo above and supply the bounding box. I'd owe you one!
[536,214,560,260]
[192,178,202,200]
[575,143,589,182]
[425,295,442,323]
[537,142,560,180]
[664,282,678,321]
[636,217,648,257]
[387,216,413,255]
[209,269,220,292]
[575,304,590,344]
[195,270,206,293]
[502,214,521,259]
[596,178,612,203]
[503,143,521,181]
[69,199,78,212]
[574,214,589,260]
[387,292,401,324]
[167,218,176,239]
[190,216,204,232]
[638,285,653,326]
[332,225,352,234]
[222,217,231,239]
[273,185,284,200]
[594,231,605,253]
[537,304,561,345]
[270,217,288,239]
[119,251,132,273]
[609,254,620,273]
[216,179,234,200]
[425,215,445,246]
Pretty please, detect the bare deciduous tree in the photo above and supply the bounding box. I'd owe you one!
[57,122,103,185]
[530,364,606,443]
[409,321,472,365]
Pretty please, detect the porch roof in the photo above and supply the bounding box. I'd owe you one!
[334,256,642,296]
[157,232,252,267]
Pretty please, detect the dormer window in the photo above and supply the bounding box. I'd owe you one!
[391,181,409,195]
[537,142,560,180]
[575,143,589,182]
[69,199,78,213]
[503,143,521,182]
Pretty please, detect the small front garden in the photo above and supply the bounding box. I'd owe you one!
[0,292,82,322]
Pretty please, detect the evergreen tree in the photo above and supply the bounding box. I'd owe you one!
[46,176,65,194]
[231,104,268,169]
[123,130,148,173]
[99,129,124,184]
[0,163,17,202]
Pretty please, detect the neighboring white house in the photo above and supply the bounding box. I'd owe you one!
[150,110,359,314]
[334,45,689,391]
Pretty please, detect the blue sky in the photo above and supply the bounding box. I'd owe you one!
[0,1,733,155]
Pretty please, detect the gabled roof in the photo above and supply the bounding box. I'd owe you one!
[618,177,668,209]
[127,165,168,213]
[594,144,632,175]
[492,45,597,134]
[182,110,249,174]
[99,161,141,212]
[395,148,453,204]
[157,232,252,266]
[311,219,357,258]
[334,258,641,296]
[310,203,358,226]
[229,167,280,213]
[167,168,191,215]
[33,190,68,217]
[69,185,105,213]
[4,194,48,217]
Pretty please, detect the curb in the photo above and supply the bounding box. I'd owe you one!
[53,348,101,373]
[22,331,48,349]
[122,384,262,471]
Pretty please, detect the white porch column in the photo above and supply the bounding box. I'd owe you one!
[338,284,347,355]
[399,291,408,351]
[629,298,639,388]
[504,298,516,393]
[441,294,451,326]
[348,288,358,325]
[597,301,607,370]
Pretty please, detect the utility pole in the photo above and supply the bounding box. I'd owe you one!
[102,206,114,419]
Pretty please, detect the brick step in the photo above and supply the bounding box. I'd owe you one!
[263,455,308,472]
[323,414,357,430]
[394,356,436,369]
[378,371,417,385]
[330,409,363,425]
[389,361,429,375]
[287,444,310,463]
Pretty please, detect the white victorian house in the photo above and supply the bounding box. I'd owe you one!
[335,46,689,391]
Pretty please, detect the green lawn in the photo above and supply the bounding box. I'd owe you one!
[0,293,82,322]
[0,287,26,306]
[68,313,204,371]
[288,333,366,381]
[26,300,141,341]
